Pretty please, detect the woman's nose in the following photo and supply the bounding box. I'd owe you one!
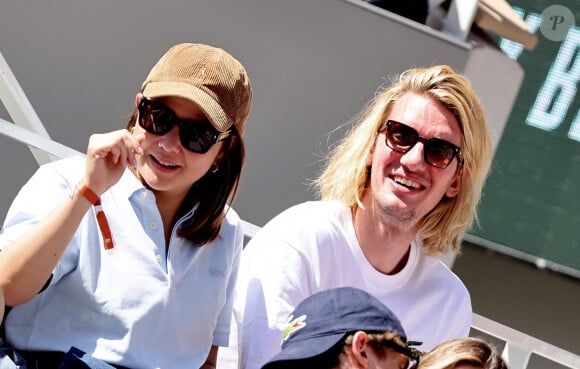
[158,125,181,152]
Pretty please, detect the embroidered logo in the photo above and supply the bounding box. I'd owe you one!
[281,314,307,343]
[200,64,207,76]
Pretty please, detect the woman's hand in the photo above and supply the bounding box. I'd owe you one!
[83,129,144,195]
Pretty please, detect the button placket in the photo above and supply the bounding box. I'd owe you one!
[138,189,166,269]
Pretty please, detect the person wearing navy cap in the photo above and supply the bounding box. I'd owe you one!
[261,287,421,369]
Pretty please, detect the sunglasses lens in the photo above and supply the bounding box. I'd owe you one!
[387,121,418,150]
[138,100,174,135]
[425,140,456,168]
[179,123,216,154]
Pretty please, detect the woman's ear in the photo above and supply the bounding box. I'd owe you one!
[349,331,370,368]
[135,93,143,108]
[228,135,238,151]
[212,151,225,171]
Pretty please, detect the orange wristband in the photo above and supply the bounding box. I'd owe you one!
[95,203,114,250]
[76,182,114,250]
[77,183,100,205]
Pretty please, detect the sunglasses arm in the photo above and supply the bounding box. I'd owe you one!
[216,130,231,142]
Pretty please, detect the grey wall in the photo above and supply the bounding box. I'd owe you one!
[2,0,577,358]
[0,0,476,227]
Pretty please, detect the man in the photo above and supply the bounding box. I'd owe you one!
[261,287,421,369]
[222,65,492,369]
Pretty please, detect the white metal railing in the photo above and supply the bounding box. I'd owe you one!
[1,49,579,369]
[472,314,580,369]
[0,49,56,165]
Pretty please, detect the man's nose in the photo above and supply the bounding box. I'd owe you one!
[399,142,426,169]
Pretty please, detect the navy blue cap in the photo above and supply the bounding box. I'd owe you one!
[261,287,411,369]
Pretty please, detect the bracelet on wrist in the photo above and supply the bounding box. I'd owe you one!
[74,182,114,250]
[77,182,100,205]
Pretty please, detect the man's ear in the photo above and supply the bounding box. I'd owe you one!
[350,331,370,368]
[445,167,462,198]
[366,147,375,167]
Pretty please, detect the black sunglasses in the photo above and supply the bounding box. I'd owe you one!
[137,97,231,154]
[381,120,463,169]
[381,340,422,369]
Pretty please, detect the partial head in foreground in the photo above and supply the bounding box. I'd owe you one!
[418,337,508,369]
[261,287,421,369]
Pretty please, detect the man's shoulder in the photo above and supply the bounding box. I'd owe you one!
[275,200,348,221]
[418,254,469,296]
[244,200,352,252]
[261,200,351,235]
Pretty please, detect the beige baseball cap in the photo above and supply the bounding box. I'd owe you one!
[141,43,252,134]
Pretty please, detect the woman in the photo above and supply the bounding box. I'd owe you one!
[0,43,252,369]
[418,338,508,369]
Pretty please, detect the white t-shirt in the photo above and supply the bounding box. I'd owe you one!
[218,200,471,369]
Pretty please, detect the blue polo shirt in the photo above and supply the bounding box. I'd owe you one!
[0,156,243,369]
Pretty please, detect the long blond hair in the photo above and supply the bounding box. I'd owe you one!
[315,65,492,254]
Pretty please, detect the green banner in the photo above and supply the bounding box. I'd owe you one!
[471,1,580,273]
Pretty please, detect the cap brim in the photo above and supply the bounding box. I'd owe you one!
[261,332,346,369]
[142,81,232,132]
